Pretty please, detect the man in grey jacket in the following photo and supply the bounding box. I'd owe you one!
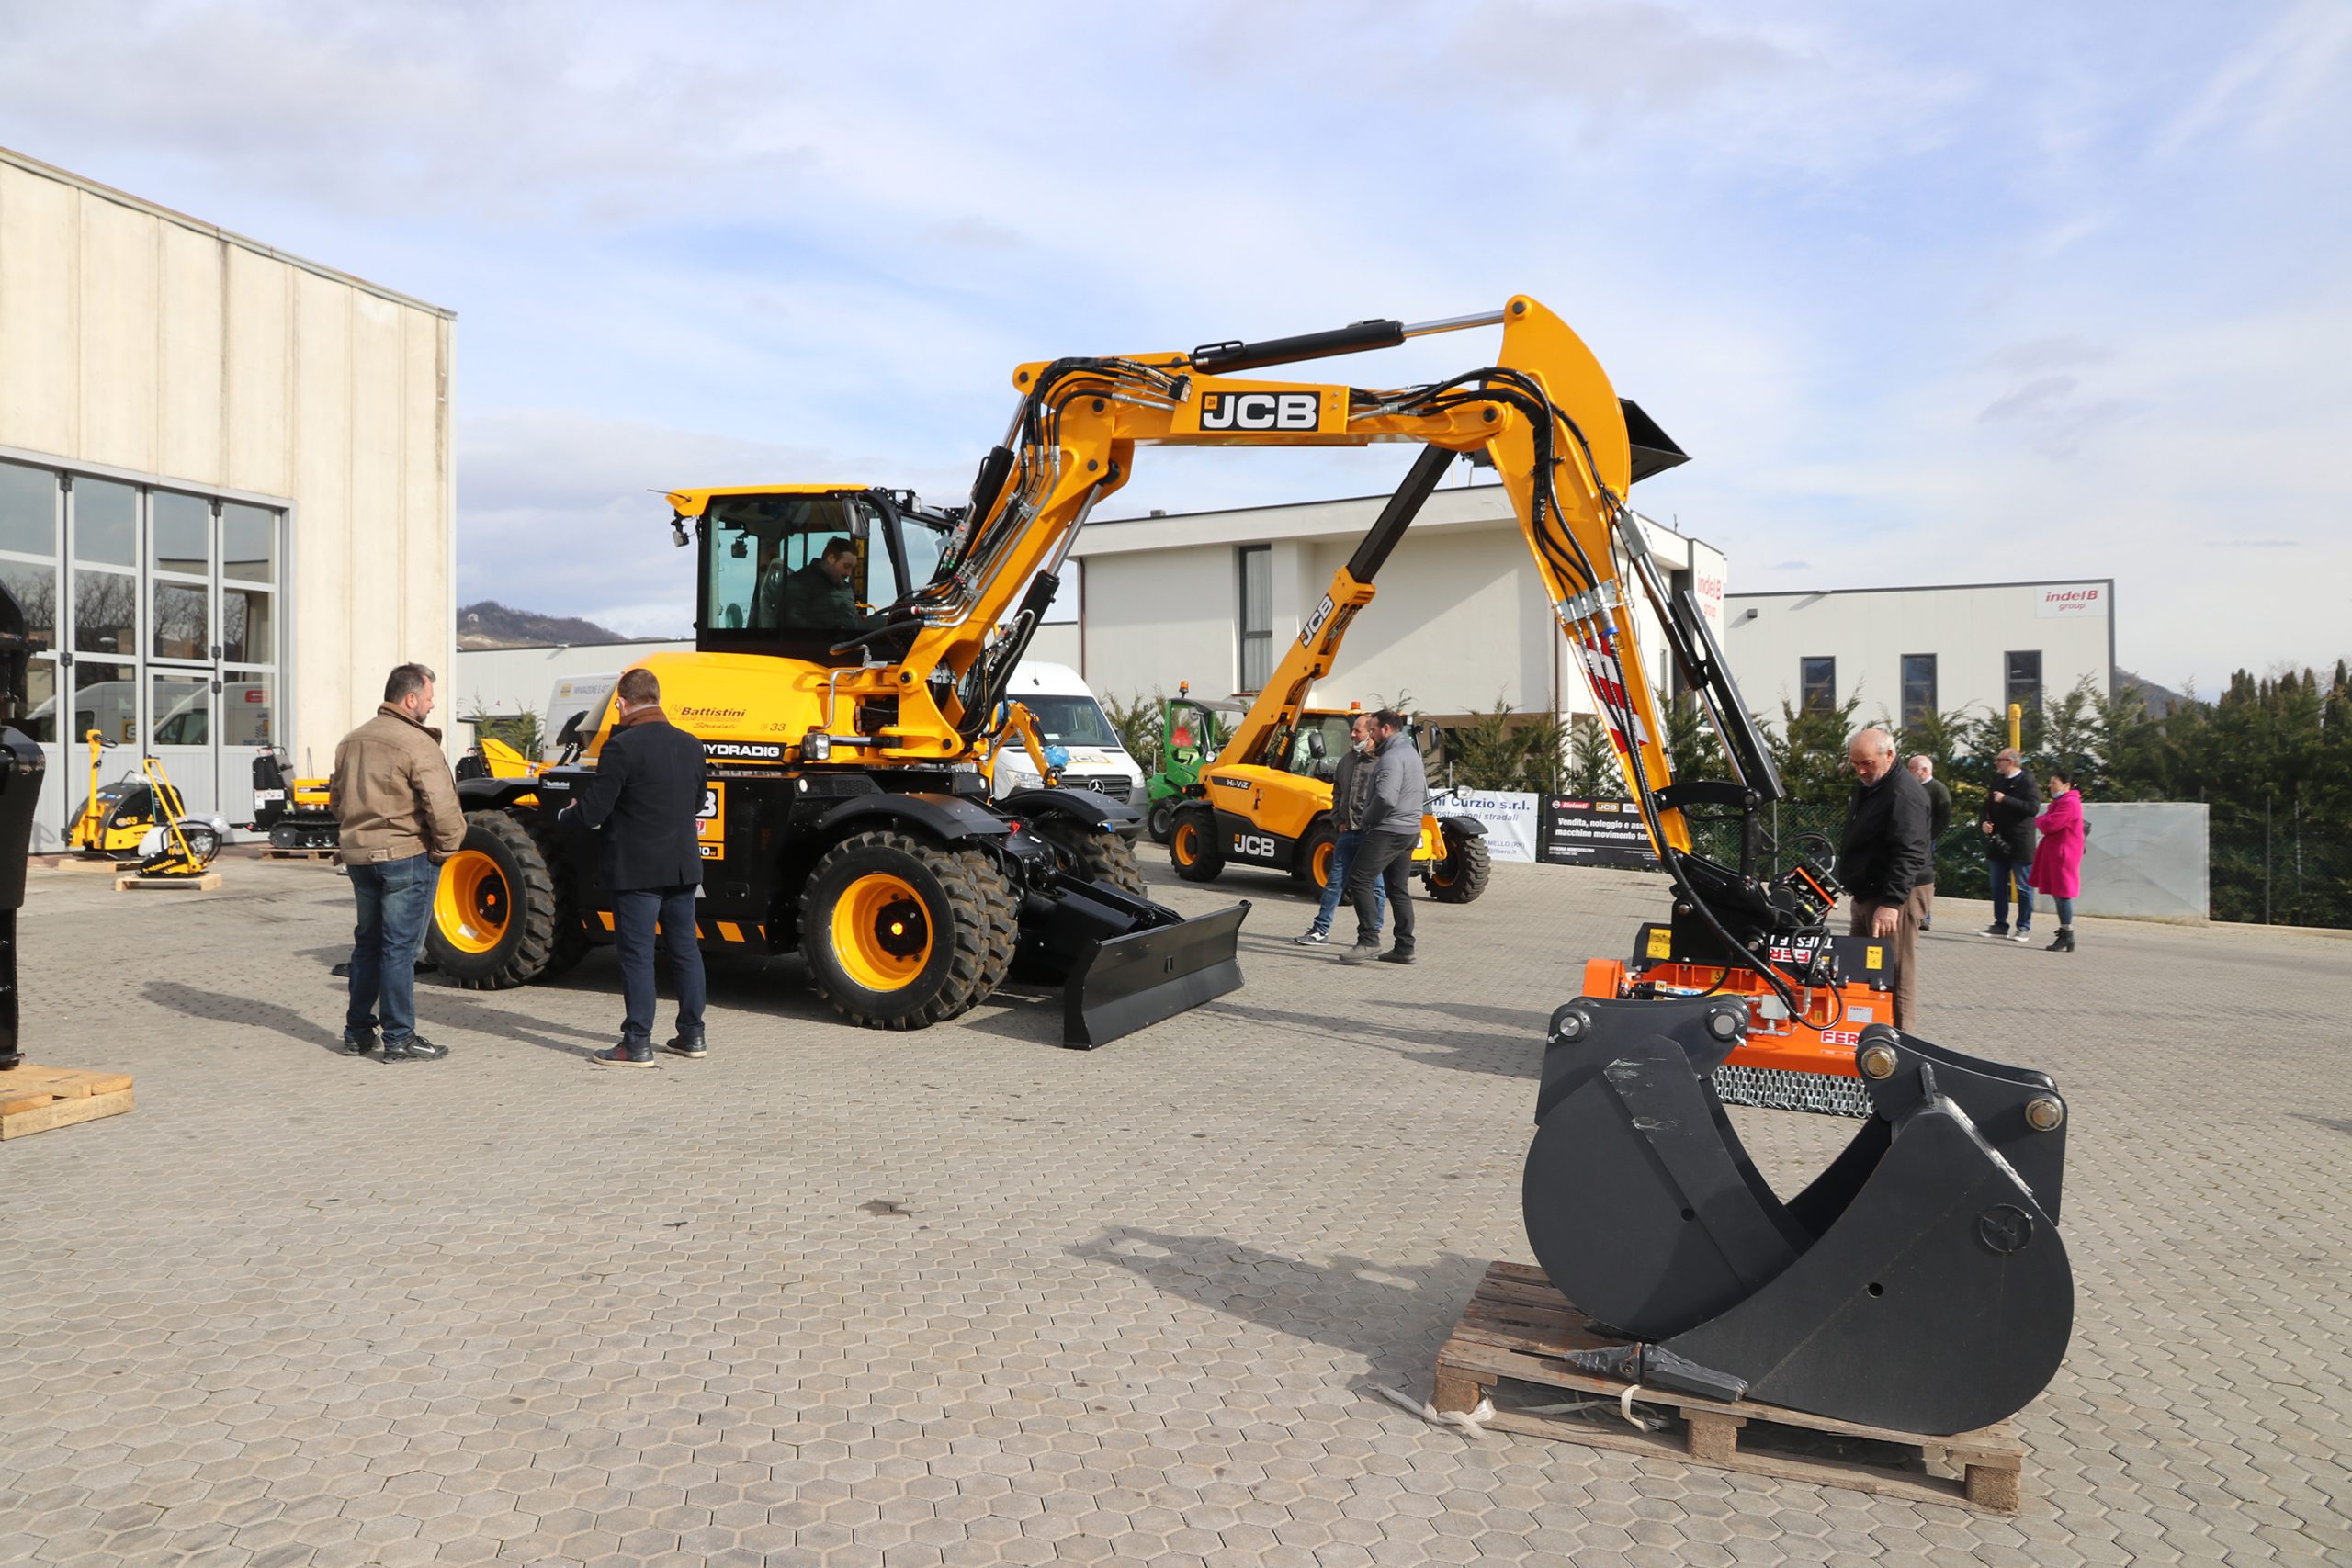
[1339,708,1424,965]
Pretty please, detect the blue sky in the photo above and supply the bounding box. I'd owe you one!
[2,0,2346,691]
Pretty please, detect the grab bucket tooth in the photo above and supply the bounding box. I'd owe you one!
[1524,996,2074,1434]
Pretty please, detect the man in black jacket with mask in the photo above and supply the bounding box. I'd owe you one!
[1836,727,1933,1031]
[564,667,711,1066]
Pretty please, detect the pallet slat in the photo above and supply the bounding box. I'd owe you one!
[116,872,222,890]
[1432,1261,2025,1513]
[0,1065,136,1140]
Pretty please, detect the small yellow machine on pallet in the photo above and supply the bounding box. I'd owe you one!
[68,729,225,875]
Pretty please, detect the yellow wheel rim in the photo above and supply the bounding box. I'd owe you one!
[832,872,933,992]
[1173,821,1200,863]
[1312,840,1335,890]
[435,849,511,954]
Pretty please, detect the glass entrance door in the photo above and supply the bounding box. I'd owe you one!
[149,489,217,820]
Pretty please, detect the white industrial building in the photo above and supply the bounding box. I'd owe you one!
[1723,579,2116,732]
[0,145,455,846]
[1025,483,1727,726]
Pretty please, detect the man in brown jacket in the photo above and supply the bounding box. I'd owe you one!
[331,663,466,1061]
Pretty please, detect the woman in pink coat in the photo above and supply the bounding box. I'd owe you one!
[2031,766,2086,953]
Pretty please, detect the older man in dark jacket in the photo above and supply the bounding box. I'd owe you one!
[564,668,710,1066]
[1978,747,2041,942]
[1837,728,1933,1031]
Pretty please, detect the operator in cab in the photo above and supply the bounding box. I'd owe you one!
[759,536,862,633]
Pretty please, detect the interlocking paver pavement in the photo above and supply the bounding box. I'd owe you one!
[3,851,2347,1566]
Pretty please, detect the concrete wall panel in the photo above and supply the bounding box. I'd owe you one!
[222,246,291,497]
[74,194,159,472]
[346,292,406,708]
[291,270,354,749]
[399,310,447,678]
[1079,545,1238,704]
[156,223,225,487]
[0,163,79,457]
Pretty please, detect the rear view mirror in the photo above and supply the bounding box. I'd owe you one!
[1306,731,1327,760]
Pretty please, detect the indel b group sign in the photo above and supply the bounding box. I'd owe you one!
[2037,583,2108,618]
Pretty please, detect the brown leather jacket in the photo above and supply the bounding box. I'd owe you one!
[330,705,466,865]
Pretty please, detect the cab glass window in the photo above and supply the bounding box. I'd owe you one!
[1019,694,1117,749]
[703,494,876,637]
[1274,714,1352,778]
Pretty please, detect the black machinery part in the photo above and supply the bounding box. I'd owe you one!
[1523,995,2073,1435]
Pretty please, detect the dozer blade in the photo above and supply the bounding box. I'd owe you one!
[1061,901,1249,1049]
[1524,997,2074,1435]
[1008,874,1249,1048]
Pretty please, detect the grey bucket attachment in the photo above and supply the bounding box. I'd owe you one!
[1523,995,2073,1435]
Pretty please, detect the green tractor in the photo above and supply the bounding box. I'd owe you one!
[1142,682,1240,844]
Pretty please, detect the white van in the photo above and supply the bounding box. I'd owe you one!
[990,662,1147,808]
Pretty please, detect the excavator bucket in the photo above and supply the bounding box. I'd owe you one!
[1010,875,1249,1048]
[1522,994,2073,1435]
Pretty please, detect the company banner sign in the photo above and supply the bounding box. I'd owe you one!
[1540,795,1657,870]
[1429,789,1541,863]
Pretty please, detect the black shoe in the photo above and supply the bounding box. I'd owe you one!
[1377,948,1418,965]
[2046,929,2075,952]
[341,1029,379,1057]
[380,1035,447,1062]
[1337,942,1382,965]
[1918,919,1932,931]
[1981,923,2009,939]
[1293,929,1329,946]
[592,1042,657,1068]
[664,1032,707,1059]
[332,961,350,978]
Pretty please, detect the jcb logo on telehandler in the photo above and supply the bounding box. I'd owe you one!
[1231,832,1279,859]
[1199,391,1320,431]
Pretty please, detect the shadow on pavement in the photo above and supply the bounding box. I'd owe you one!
[1199,998,1547,1081]
[144,979,350,1055]
[1069,1226,1485,1388]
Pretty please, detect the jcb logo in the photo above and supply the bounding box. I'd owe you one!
[1199,391,1320,431]
[1300,593,1335,646]
[1231,832,1279,859]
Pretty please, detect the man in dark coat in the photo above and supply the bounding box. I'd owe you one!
[1836,728,1933,1031]
[1907,755,1952,931]
[564,667,711,1066]
[1977,746,2041,942]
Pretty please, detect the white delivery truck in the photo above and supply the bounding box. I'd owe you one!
[990,662,1147,809]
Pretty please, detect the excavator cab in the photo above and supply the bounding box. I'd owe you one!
[692,487,951,662]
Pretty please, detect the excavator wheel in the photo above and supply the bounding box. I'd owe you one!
[1146,798,1178,844]
[1427,819,1492,904]
[1167,804,1227,883]
[430,810,566,989]
[1298,820,1340,891]
[523,811,591,981]
[1033,813,1147,897]
[799,829,1019,1030]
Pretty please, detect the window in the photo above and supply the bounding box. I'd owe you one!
[1799,657,1836,715]
[702,493,875,637]
[1238,544,1272,692]
[2006,650,2042,715]
[1901,654,1938,732]
[1016,694,1118,749]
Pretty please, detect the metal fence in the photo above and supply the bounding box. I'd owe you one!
[1682,798,2346,930]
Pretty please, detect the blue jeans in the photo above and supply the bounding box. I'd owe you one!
[347,856,435,1044]
[1989,852,2036,930]
[2052,896,2075,926]
[614,886,707,1044]
[1310,830,1384,938]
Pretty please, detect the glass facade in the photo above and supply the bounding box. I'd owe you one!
[0,457,285,844]
[1238,544,1272,693]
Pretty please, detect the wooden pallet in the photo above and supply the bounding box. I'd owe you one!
[1433,1260,2026,1513]
[262,847,337,862]
[1,1065,136,1140]
[116,871,223,891]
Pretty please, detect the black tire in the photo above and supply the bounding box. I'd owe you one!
[523,812,590,980]
[429,811,564,989]
[1296,818,1340,891]
[799,829,1019,1030]
[1146,797,1178,844]
[1168,803,1226,883]
[1034,813,1147,896]
[1428,819,1493,904]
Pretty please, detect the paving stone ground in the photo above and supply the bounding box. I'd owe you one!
[2,849,2346,1567]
